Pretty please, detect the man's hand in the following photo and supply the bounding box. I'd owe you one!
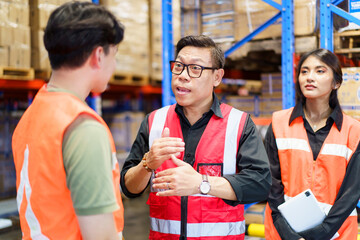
[152,155,202,196]
[146,127,185,170]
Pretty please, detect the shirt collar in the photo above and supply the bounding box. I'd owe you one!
[289,101,343,131]
[175,92,223,119]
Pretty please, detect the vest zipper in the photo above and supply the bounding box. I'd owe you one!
[311,160,316,190]
[179,196,188,240]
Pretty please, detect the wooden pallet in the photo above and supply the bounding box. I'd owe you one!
[334,30,360,58]
[109,72,149,86]
[0,66,34,80]
[35,69,52,80]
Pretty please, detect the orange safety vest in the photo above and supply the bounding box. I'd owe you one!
[264,108,359,240]
[147,104,247,240]
[12,86,124,240]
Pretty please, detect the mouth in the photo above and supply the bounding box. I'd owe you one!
[305,84,316,90]
[176,86,191,94]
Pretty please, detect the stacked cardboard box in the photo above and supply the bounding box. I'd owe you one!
[30,0,57,72]
[0,0,31,68]
[101,0,150,81]
[338,68,360,119]
[201,0,235,43]
[30,0,91,75]
[182,0,202,38]
[226,95,260,117]
[149,0,181,81]
[259,73,283,118]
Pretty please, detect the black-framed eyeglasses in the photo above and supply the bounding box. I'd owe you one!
[169,61,218,78]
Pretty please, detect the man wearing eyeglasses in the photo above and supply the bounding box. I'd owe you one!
[120,35,271,240]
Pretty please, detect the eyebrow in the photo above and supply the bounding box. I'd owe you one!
[301,65,327,70]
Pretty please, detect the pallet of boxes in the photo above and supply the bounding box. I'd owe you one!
[100,0,149,86]
[0,0,34,80]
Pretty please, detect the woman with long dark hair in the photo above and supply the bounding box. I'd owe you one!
[264,49,360,240]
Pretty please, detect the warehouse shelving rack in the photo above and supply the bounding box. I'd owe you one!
[162,0,296,109]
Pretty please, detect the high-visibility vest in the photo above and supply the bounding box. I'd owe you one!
[12,86,124,240]
[147,104,247,240]
[264,108,359,240]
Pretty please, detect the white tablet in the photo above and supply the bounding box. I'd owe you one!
[278,189,326,232]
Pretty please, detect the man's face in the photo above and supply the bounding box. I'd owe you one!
[171,46,222,110]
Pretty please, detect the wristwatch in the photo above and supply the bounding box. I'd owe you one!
[199,174,211,195]
[142,152,153,172]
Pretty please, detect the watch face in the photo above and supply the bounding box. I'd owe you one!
[200,181,211,194]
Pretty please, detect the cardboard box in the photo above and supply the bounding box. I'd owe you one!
[226,95,260,117]
[338,67,360,119]
[30,4,57,30]
[182,0,200,9]
[235,0,317,40]
[202,13,235,42]
[9,44,31,68]
[13,25,31,45]
[201,0,234,15]
[261,73,283,95]
[0,46,8,66]
[244,203,266,224]
[9,3,29,26]
[182,9,202,37]
[0,25,12,46]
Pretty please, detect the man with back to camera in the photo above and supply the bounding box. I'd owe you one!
[120,35,271,239]
[12,2,125,239]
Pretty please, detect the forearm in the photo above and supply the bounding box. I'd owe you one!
[208,176,237,201]
[124,163,152,194]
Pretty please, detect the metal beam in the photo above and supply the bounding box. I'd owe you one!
[162,0,176,106]
[320,0,334,51]
[281,0,295,109]
[225,12,281,57]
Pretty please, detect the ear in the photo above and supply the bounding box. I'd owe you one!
[333,82,340,90]
[213,68,224,87]
[89,46,104,69]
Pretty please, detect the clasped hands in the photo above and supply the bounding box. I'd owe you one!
[146,127,202,196]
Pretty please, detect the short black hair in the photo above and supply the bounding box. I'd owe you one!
[44,1,124,70]
[295,48,342,108]
[175,35,225,69]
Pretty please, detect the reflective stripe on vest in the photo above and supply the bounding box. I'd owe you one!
[16,145,49,240]
[224,108,243,175]
[276,138,310,152]
[150,218,246,237]
[149,105,170,147]
[276,139,353,161]
[321,144,353,161]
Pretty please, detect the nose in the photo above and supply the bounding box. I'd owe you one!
[178,66,191,81]
[307,70,315,82]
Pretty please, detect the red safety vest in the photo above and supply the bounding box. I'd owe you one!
[147,104,247,240]
[12,86,124,240]
[264,108,359,240]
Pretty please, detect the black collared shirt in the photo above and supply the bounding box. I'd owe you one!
[120,93,271,204]
[264,102,360,240]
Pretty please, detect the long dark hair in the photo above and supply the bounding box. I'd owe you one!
[295,48,342,108]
